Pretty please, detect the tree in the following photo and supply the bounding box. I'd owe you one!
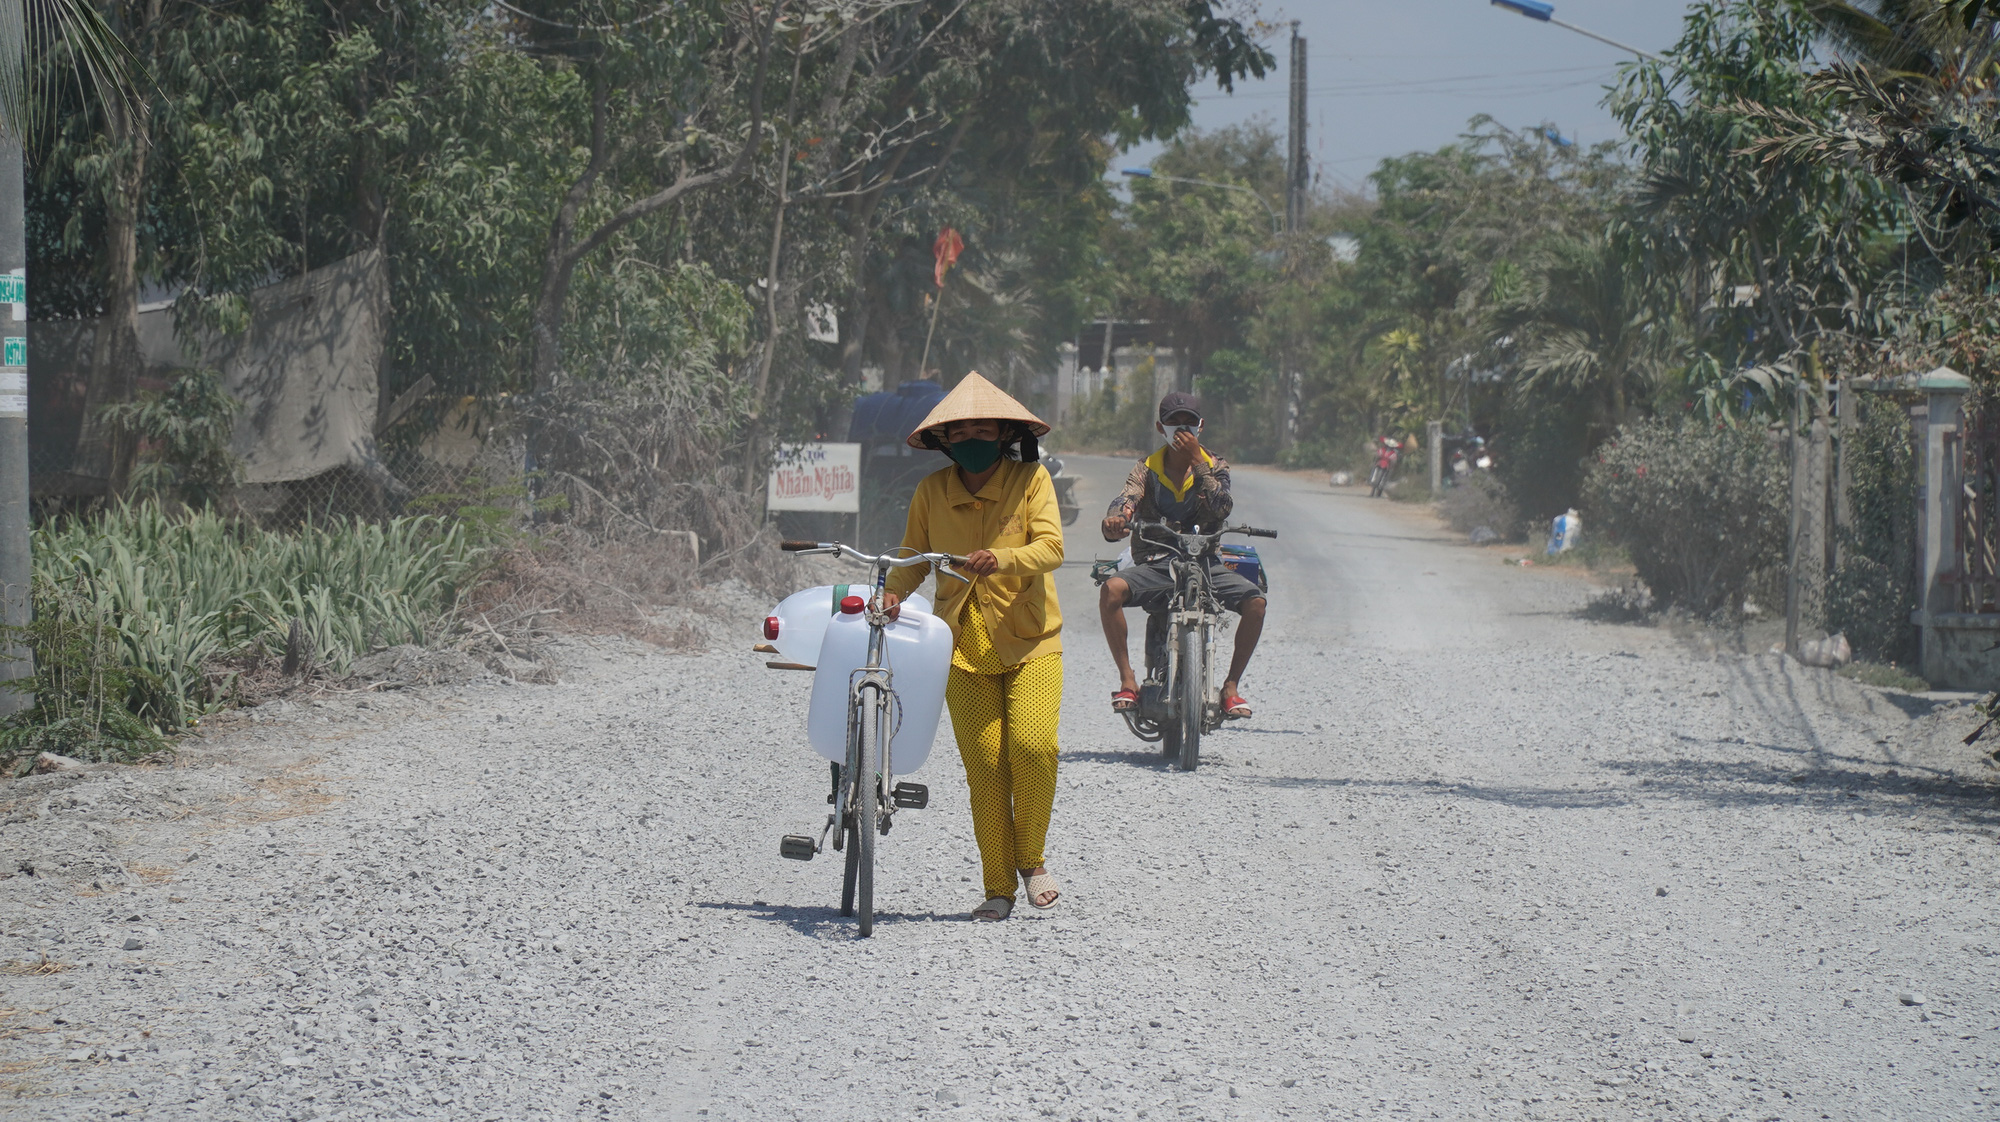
[1610,0,1903,417]
[1490,230,1662,425]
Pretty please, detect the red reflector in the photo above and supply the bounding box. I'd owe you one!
[839,595,866,615]
[763,616,780,640]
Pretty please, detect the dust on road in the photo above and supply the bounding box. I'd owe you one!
[2,456,1996,1121]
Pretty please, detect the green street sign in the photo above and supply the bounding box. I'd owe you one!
[3,337,24,367]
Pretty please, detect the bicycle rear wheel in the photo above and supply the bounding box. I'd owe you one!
[1175,623,1204,772]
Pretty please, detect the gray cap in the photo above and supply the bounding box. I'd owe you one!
[1157,392,1203,423]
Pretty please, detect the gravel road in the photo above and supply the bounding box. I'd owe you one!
[3,455,1998,1121]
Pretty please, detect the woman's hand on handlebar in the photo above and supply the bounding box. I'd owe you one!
[878,591,901,621]
[955,549,1000,577]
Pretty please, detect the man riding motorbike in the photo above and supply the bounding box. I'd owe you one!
[1097,392,1267,719]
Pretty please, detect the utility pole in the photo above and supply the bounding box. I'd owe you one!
[1278,21,1307,453]
[1286,22,1307,234]
[0,0,31,716]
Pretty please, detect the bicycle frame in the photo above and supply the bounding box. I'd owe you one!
[782,541,966,847]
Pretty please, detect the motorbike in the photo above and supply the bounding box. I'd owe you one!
[1043,455,1081,526]
[1093,520,1276,771]
[1368,438,1401,498]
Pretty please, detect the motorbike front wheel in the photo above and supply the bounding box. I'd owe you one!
[1174,624,1204,772]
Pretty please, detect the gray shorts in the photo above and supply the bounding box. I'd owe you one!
[1112,558,1266,614]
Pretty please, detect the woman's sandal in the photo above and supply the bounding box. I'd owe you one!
[971,897,1013,921]
[1112,688,1138,711]
[1022,870,1061,910]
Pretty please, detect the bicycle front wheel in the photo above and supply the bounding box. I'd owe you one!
[839,807,860,917]
[1175,622,1204,772]
[854,687,881,937]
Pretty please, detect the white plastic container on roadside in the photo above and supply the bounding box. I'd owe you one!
[764,584,930,666]
[806,604,952,774]
[1547,509,1582,554]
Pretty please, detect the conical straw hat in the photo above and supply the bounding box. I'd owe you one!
[905,371,1050,449]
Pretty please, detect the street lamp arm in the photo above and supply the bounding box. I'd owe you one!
[1488,1,1658,61]
[1548,17,1658,61]
[1120,168,1282,236]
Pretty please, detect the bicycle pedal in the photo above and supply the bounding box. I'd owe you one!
[779,835,817,861]
[891,782,929,809]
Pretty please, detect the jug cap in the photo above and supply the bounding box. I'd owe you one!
[839,595,866,614]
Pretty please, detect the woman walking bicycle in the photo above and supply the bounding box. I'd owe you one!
[881,373,1065,922]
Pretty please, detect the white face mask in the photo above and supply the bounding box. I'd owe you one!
[1163,423,1201,442]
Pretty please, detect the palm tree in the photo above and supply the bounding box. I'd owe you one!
[1489,232,1661,425]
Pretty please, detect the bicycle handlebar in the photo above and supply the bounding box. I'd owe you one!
[780,541,973,580]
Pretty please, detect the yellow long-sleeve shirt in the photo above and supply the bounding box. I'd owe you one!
[886,457,1064,669]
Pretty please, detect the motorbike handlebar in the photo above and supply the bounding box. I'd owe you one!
[1134,521,1277,542]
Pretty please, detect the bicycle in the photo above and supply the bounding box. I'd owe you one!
[774,540,968,937]
[1096,521,1276,772]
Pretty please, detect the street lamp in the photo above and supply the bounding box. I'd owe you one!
[1489,1,1659,61]
[1120,168,1282,237]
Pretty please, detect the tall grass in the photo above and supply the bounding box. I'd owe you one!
[2,502,487,763]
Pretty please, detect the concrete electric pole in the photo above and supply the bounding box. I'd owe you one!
[1278,21,1307,452]
[1,0,32,716]
[1285,22,1307,234]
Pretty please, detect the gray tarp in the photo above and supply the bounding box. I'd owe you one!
[28,250,393,493]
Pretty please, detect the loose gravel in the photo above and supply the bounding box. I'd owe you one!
[1,458,1996,1121]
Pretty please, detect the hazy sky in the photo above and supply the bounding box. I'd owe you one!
[1116,1,1702,192]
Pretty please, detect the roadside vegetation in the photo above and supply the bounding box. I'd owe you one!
[26,0,2000,759]
[1,504,486,767]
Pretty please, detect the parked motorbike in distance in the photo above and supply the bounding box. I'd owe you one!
[1043,455,1082,526]
[1368,438,1401,498]
[1439,432,1494,489]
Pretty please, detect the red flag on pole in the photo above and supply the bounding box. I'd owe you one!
[932,227,963,288]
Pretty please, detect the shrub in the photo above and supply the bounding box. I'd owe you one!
[1583,418,1786,615]
[99,367,244,509]
[1,502,487,765]
[1440,473,1517,537]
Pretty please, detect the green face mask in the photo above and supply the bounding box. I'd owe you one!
[946,437,1003,473]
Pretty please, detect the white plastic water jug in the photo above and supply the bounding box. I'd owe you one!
[806,604,952,774]
[1547,509,1581,554]
[764,584,931,666]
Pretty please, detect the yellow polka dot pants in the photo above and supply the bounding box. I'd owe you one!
[946,653,1062,902]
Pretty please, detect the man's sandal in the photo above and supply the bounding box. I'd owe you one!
[1022,870,1061,909]
[1222,693,1252,719]
[972,897,1013,921]
[1112,689,1138,712]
